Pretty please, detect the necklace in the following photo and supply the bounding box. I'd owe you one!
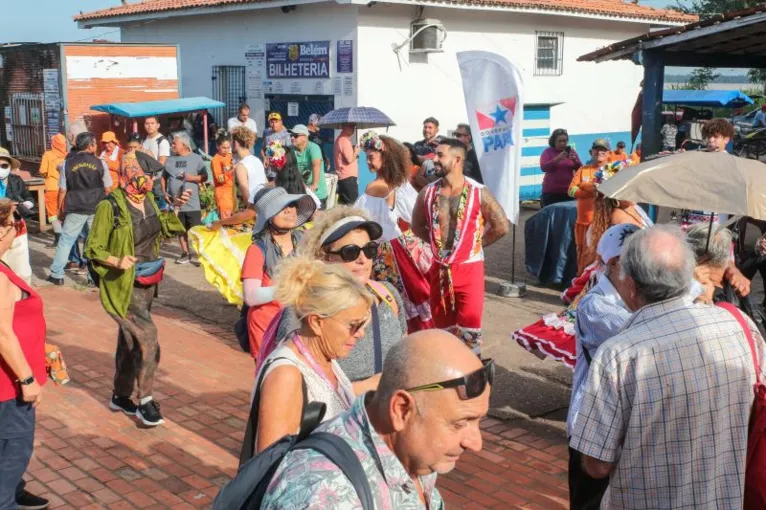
[292,335,354,409]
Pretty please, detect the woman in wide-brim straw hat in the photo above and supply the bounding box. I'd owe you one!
[240,187,316,358]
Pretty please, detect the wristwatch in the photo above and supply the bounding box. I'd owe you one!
[18,376,34,386]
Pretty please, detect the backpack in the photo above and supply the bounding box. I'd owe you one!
[234,238,267,353]
[213,357,374,510]
[717,302,766,510]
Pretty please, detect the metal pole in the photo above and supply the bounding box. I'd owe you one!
[497,221,526,298]
[511,223,516,283]
[203,111,209,155]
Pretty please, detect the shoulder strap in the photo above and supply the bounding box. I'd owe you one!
[717,302,761,381]
[106,195,121,229]
[239,357,316,466]
[371,305,382,374]
[366,280,399,317]
[296,432,375,510]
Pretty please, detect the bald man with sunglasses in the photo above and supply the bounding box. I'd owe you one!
[261,329,492,509]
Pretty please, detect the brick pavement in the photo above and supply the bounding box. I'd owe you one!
[25,285,569,510]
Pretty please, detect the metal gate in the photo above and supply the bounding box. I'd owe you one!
[266,94,336,168]
[211,66,246,127]
[10,93,46,159]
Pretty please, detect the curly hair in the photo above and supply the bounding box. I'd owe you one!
[230,126,256,149]
[580,193,616,269]
[373,135,410,189]
[701,118,734,140]
[299,205,373,260]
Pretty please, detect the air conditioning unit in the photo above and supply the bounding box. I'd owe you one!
[409,19,445,53]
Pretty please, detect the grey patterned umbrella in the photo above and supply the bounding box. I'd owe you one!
[317,107,395,129]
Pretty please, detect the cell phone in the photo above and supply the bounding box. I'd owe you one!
[565,146,572,153]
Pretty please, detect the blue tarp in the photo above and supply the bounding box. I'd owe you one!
[525,201,578,286]
[90,97,225,118]
[662,89,754,108]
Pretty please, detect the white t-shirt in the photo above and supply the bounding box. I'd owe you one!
[240,154,267,204]
[142,133,170,160]
[228,117,258,134]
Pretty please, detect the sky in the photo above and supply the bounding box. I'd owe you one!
[1,0,121,43]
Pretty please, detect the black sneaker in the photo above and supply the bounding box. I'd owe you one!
[16,490,49,510]
[136,400,165,426]
[46,275,64,286]
[175,253,191,264]
[109,395,137,415]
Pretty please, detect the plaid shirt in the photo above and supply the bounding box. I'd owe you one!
[570,297,765,509]
[262,393,443,510]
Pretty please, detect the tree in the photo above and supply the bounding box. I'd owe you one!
[674,0,762,18]
[686,67,721,90]
[748,68,766,94]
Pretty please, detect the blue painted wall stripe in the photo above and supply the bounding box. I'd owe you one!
[521,146,545,157]
[520,167,542,177]
[523,108,550,121]
[523,127,550,137]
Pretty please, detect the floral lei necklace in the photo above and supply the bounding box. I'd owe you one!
[430,178,470,312]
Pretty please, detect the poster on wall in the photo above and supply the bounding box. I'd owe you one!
[287,102,299,117]
[337,40,353,73]
[266,41,330,79]
[343,76,353,96]
[3,106,12,141]
[334,77,342,95]
[245,44,266,68]
[290,81,302,94]
[43,68,61,144]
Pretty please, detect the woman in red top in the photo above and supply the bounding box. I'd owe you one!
[0,199,48,510]
[241,187,316,360]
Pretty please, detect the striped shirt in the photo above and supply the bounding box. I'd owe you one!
[570,297,765,509]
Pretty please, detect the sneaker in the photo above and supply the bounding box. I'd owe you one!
[64,261,78,271]
[175,253,191,265]
[16,490,49,510]
[69,264,88,276]
[136,400,165,426]
[46,275,64,286]
[190,255,201,267]
[109,395,137,415]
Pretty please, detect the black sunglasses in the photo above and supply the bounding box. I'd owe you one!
[406,359,495,400]
[327,242,378,262]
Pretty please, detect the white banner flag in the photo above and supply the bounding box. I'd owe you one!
[457,51,523,223]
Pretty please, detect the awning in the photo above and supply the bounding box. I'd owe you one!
[90,97,225,118]
[662,89,754,108]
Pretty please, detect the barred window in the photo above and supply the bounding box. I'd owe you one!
[535,32,564,76]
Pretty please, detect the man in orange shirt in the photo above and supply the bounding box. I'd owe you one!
[38,133,68,245]
[333,123,360,204]
[569,139,610,274]
[608,141,628,163]
[99,131,123,193]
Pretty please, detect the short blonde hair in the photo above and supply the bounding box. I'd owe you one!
[274,255,373,320]
[231,126,256,149]
[299,206,373,260]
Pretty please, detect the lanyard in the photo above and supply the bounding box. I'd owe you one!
[292,334,354,408]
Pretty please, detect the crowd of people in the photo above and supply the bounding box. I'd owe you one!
[4,101,766,509]
[0,106,510,509]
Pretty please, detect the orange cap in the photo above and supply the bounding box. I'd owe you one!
[101,131,118,143]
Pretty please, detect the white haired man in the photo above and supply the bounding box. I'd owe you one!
[261,330,490,508]
[161,132,207,264]
[570,225,766,508]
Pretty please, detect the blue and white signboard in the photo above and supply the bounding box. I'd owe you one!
[266,41,330,79]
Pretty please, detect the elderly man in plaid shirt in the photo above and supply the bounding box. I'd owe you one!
[570,225,766,509]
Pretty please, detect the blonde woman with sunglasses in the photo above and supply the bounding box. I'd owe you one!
[248,256,373,455]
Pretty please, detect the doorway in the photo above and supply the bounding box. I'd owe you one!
[211,66,246,127]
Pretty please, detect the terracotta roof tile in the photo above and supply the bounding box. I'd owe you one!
[75,0,697,23]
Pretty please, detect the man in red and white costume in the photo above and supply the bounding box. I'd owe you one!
[412,138,509,353]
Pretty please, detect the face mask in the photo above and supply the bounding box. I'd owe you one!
[0,167,10,180]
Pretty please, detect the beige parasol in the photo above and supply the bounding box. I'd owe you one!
[597,151,766,221]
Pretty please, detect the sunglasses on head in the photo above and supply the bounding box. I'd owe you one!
[406,359,495,400]
[327,241,378,262]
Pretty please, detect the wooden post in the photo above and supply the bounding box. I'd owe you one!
[641,50,665,223]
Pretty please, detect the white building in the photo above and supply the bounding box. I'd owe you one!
[77,0,693,198]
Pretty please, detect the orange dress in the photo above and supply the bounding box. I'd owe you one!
[212,153,235,218]
[568,164,599,273]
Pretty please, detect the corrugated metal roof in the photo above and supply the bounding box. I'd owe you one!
[75,0,697,23]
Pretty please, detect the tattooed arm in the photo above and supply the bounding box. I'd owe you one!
[481,187,510,247]
[411,189,430,243]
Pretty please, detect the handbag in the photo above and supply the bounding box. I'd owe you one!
[134,258,165,286]
[717,302,766,509]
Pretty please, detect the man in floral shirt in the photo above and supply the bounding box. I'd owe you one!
[261,330,492,509]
